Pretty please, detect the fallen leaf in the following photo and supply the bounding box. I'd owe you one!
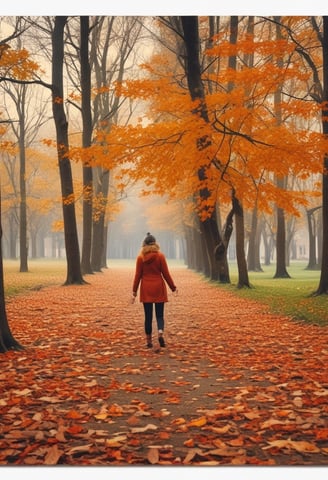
[67,444,93,455]
[184,438,195,448]
[183,448,204,464]
[44,445,62,465]
[207,447,246,457]
[263,438,320,453]
[186,416,207,428]
[13,388,32,396]
[147,447,159,464]
[293,397,303,408]
[130,424,158,433]
[105,435,127,446]
[261,419,286,429]
[206,424,231,434]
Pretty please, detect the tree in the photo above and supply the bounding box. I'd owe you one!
[283,16,328,292]
[80,16,93,275]
[90,17,143,271]
[316,16,328,294]
[306,206,321,269]
[226,16,250,288]
[51,16,85,285]
[2,80,50,270]
[272,18,291,279]
[0,189,23,352]
[0,20,41,352]
[180,16,222,281]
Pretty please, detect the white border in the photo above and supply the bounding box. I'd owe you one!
[1,1,328,16]
[2,466,328,480]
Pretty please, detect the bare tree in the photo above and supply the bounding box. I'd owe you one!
[51,16,85,285]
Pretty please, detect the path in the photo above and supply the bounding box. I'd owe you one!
[1,263,328,466]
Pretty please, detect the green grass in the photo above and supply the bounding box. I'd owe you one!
[3,259,67,298]
[216,261,327,327]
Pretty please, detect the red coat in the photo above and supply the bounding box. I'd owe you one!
[132,245,176,303]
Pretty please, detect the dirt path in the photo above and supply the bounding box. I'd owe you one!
[1,264,328,466]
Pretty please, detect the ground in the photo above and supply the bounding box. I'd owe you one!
[0,263,328,468]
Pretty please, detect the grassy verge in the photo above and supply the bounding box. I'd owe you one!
[214,261,328,327]
[3,259,67,298]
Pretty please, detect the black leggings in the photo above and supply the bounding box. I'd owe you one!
[143,302,164,335]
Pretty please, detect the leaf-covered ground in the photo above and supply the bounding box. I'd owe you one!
[1,265,328,466]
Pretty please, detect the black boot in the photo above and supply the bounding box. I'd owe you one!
[158,332,165,347]
[146,334,153,348]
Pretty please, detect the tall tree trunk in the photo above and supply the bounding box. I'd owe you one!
[91,167,110,271]
[262,222,272,266]
[306,206,321,270]
[181,16,222,281]
[214,209,234,283]
[80,16,93,275]
[9,212,17,259]
[248,205,263,271]
[0,189,23,352]
[52,16,85,285]
[19,88,28,272]
[227,15,250,288]
[316,16,328,294]
[273,17,290,280]
[19,113,28,272]
[233,193,250,288]
[101,223,109,269]
[274,196,291,278]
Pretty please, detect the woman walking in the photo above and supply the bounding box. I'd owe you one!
[132,233,177,348]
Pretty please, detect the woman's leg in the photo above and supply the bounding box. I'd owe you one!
[143,303,153,347]
[155,303,165,347]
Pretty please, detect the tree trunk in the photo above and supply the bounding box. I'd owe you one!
[214,208,234,283]
[262,222,272,266]
[233,193,250,288]
[80,16,94,275]
[91,167,110,271]
[248,206,263,271]
[274,201,291,278]
[19,90,28,272]
[9,212,17,259]
[0,190,23,353]
[273,18,290,280]
[101,222,109,269]
[306,207,321,270]
[315,16,328,294]
[181,16,222,281]
[52,16,85,285]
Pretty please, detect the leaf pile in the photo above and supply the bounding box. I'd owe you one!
[1,266,328,465]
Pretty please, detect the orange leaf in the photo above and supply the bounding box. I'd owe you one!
[147,447,159,464]
[66,410,83,419]
[186,416,207,428]
[184,438,195,447]
[66,425,84,435]
[44,445,63,465]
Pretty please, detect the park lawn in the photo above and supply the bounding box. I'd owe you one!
[3,259,67,298]
[218,261,327,327]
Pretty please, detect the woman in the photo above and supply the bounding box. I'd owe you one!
[132,233,177,348]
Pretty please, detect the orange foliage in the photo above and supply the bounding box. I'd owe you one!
[0,46,40,80]
[94,17,324,221]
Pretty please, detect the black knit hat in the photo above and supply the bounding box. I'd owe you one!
[143,232,156,246]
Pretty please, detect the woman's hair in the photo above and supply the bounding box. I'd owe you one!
[142,232,156,246]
